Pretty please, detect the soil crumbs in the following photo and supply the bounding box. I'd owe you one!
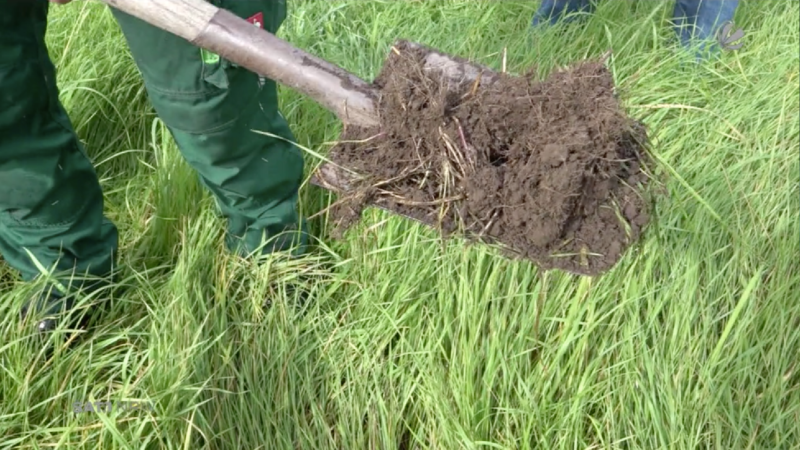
[327,45,652,276]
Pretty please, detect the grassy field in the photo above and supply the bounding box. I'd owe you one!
[1,0,798,448]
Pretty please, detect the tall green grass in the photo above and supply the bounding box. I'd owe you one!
[1,1,798,448]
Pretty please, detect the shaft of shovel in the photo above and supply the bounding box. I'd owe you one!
[98,0,379,127]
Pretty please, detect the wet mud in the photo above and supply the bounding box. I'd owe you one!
[326,45,652,275]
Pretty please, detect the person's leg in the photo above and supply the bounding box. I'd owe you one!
[531,0,595,27]
[109,0,307,259]
[672,0,740,58]
[0,1,118,330]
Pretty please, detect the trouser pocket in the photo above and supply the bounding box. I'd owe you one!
[109,0,287,134]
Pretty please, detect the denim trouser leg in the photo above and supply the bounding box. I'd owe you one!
[672,0,740,57]
[531,0,594,26]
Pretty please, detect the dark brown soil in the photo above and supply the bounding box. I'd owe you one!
[326,45,652,276]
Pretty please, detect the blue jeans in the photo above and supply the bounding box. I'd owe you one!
[531,0,740,58]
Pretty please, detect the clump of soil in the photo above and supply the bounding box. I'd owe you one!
[327,45,652,275]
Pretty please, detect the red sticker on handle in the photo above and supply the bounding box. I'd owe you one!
[246,12,264,29]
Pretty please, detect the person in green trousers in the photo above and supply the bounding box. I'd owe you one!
[2,0,308,333]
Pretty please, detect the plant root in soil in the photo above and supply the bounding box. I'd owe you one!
[326,44,653,276]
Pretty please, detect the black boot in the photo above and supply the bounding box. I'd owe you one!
[19,277,115,335]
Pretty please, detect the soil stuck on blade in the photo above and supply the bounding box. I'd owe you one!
[326,45,652,275]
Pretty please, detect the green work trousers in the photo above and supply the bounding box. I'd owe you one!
[0,0,306,284]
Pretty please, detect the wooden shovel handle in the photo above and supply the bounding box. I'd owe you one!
[98,0,379,127]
